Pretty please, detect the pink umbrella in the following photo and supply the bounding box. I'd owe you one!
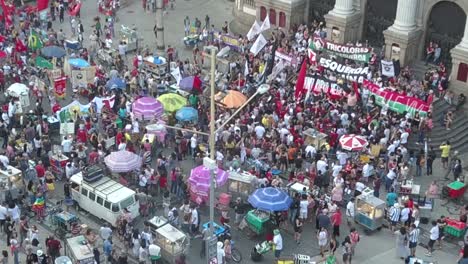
[132,97,163,120]
[189,165,228,194]
[146,120,167,142]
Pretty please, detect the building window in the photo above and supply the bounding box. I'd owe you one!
[260,6,267,21]
[269,9,276,25]
[279,12,286,27]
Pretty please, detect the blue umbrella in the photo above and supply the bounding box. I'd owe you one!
[68,58,90,68]
[41,46,66,58]
[105,77,126,90]
[175,107,198,122]
[248,187,292,212]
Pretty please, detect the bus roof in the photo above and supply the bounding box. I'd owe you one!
[70,172,136,203]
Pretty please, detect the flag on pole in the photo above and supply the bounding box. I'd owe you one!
[295,59,308,100]
[250,34,267,56]
[28,30,43,50]
[308,48,316,64]
[259,15,270,32]
[36,0,49,11]
[246,21,261,41]
[381,60,395,77]
[171,67,182,85]
[244,60,249,77]
[68,2,82,16]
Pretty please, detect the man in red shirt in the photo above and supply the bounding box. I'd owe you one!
[331,208,342,238]
[46,235,62,261]
[35,161,46,179]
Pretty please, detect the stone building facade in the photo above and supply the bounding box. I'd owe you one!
[233,0,468,93]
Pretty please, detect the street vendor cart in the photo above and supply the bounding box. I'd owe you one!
[227,171,256,199]
[355,194,385,232]
[64,235,95,264]
[49,152,69,179]
[142,56,167,80]
[287,182,309,197]
[154,223,189,263]
[146,215,168,232]
[119,25,142,52]
[0,166,24,202]
[303,128,328,149]
[245,209,270,235]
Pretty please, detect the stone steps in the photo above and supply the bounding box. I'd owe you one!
[408,99,468,155]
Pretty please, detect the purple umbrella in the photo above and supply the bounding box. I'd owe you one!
[188,165,228,193]
[179,76,203,92]
[132,97,164,120]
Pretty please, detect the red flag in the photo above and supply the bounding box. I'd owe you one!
[15,38,27,53]
[352,82,360,100]
[0,0,12,28]
[294,59,307,100]
[36,0,49,11]
[68,2,82,16]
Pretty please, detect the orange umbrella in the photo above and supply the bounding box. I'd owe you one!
[220,90,247,108]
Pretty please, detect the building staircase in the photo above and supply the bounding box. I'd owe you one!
[407,98,468,155]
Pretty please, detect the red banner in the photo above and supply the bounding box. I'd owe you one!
[37,0,49,11]
[54,77,67,99]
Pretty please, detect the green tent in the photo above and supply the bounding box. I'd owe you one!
[35,56,53,69]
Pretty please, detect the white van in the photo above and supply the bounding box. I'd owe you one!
[70,173,139,226]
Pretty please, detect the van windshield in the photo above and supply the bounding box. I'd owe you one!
[120,196,135,210]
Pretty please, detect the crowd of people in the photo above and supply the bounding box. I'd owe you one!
[0,0,464,263]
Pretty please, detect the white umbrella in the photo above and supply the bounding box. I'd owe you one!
[6,83,29,97]
[104,150,142,173]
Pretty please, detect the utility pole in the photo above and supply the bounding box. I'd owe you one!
[155,0,165,51]
[204,47,218,264]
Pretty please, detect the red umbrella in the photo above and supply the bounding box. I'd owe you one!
[339,134,368,152]
[0,51,7,59]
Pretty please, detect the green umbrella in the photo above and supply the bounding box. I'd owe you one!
[157,93,188,112]
[35,56,53,69]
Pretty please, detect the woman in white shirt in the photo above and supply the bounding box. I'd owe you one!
[317,227,328,257]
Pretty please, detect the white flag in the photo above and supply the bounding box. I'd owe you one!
[244,60,249,77]
[259,15,270,32]
[171,66,182,85]
[250,34,267,56]
[381,60,395,77]
[246,21,261,41]
[267,60,285,82]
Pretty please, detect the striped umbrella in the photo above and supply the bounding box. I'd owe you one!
[188,165,228,193]
[104,150,142,173]
[132,97,163,120]
[248,187,292,212]
[339,134,368,151]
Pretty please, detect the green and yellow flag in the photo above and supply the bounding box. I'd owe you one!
[28,30,43,50]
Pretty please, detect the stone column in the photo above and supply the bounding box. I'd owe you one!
[391,0,418,32]
[330,0,354,17]
[457,19,468,50]
[155,0,165,51]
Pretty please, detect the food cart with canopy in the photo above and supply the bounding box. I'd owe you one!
[64,235,95,264]
[355,193,385,231]
[119,25,143,52]
[154,223,189,263]
[245,187,292,235]
[227,171,256,199]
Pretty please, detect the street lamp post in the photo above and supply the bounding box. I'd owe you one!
[155,0,165,51]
